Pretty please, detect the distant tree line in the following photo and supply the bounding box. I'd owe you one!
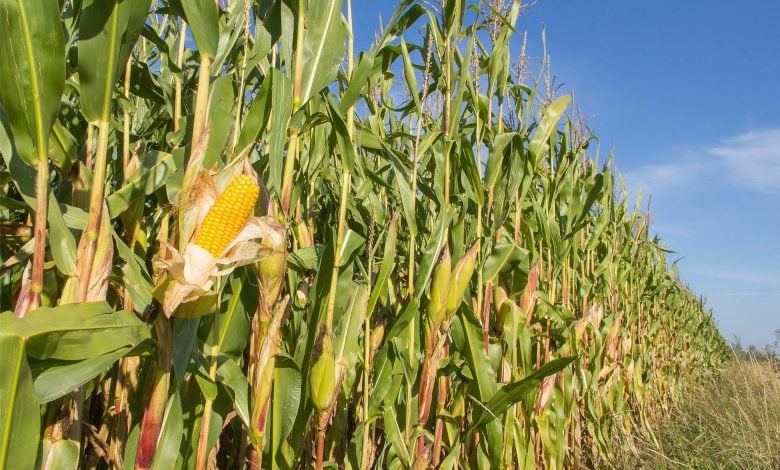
[731,329,780,363]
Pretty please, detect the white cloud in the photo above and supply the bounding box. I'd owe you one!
[650,223,695,240]
[708,292,780,297]
[623,127,780,196]
[710,128,780,194]
[622,160,702,193]
[690,267,780,288]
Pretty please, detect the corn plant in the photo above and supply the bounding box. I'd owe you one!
[0,0,730,469]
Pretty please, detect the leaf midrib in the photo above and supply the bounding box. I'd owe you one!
[100,2,121,122]
[300,0,339,104]
[15,0,46,162]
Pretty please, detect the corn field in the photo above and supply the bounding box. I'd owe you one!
[0,0,730,468]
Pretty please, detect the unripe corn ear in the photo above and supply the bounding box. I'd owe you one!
[493,281,508,312]
[310,333,337,411]
[428,247,451,332]
[445,243,478,316]
[257,219,286,309]
[195,174,260,257]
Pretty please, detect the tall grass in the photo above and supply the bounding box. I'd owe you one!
[0,1,730,468]
[614,358,780,469]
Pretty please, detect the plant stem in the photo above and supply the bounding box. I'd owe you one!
[196,279,222,469]
[191,55,213,150]
[78,118,110,302]
[122,58,132,174]
[173,22,187,135]
[24,155,48,316]
[280,0,306,217]
[230,0,252,156]
[135,315,172,469]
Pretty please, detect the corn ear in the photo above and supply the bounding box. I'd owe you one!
[256,218,286,309]
[195,174,259,257]
[427,247,451,337]
[445,243,478,318]
[310,333,337,411]
[521,260,540,324]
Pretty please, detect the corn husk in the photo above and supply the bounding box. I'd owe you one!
[310,332,337,412]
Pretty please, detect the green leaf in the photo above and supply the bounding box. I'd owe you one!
[336,229,365,267]
[0,334,40,469]
[215,277,253,358]
[272,354,301,462]
[455,306,502,467]
[79,0,152,122]
[267,69,293,192]
[482,244,529,284]
[326,94,355,172]
[299,0,346,106]
[382,406,411,467]
[484,133,515,190]
[392,164,418,237]
[171,318,200,387]
[0,107,35,207]
[339,51,375,112]
[289,245,323,271]
[150,391,183,470]
[399,38,420,111]
[334,285,369,364]
[195,371,218,401]
[0,302,150,360]
[39,438,79,470]
[215,357,252,433]
[180,0,219,59]
[468,357,576,432]
[33,346,132,403]
[236,74,273,154]
[413,209,451,299]
[113,231,153,313]
[0,0,65,164]
[47,195,77,276]
[107,151,175,218]
[529,95,571,164]
[203,76,235,168]
[366,216,398,317]
[49,120,77,173]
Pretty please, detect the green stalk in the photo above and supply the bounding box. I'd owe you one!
[196,280,222,469]
[135,316,173,470]
[78,118,110,301]
[191,55,213,150]
[85,122,94,170]
[25,155,48,315]
[122,58,132,173]
[110,56,136,466]
[280,0,306,217]
[173,21,187,135]
[230,0,252,155]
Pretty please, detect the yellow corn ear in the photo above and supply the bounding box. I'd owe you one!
[195,174,259,256]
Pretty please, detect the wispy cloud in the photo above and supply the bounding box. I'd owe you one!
[623,127,780,195]
[622,160,702,193]
[708,292,780,297]
[650,223,696,240]
[710,128,780,194]
[690,267,780,288]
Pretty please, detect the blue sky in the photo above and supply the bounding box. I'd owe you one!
[352,1,780,347]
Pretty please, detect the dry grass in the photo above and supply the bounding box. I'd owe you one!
[613,358,780,469]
